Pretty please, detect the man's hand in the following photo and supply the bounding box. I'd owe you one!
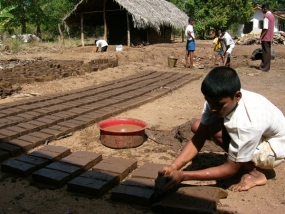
[155,170,184,195]
[258,39,261,44]
[159,164,177,176]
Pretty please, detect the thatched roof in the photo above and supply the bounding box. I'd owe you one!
[63,0,189,31]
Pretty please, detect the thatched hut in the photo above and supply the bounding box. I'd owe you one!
[63,0,189,46]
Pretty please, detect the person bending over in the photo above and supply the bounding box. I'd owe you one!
[158,66,285,192]
[95,39,108,52]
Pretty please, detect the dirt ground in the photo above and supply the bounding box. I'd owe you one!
[0,40,285,214]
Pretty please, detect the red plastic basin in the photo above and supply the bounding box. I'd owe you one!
[98,118,147,149]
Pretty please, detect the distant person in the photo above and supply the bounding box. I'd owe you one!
[213,30,224,65]
[95,39,108,52]
[157,66,285,193]
[185,17,195,68]
[259,4,275,72]
[219,28,235,67]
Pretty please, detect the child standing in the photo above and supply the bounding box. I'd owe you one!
[213,30,224,65]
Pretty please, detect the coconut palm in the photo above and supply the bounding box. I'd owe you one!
[0,3,17,30]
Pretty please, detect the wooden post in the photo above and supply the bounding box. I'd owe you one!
[181,28,184,42]
[58,24,64,54]
[81,14,84,47]
[103,0,107,41]
[126,12,130,46]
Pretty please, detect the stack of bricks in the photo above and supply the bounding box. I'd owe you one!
[0,71,202,162]
[88,58,118,72]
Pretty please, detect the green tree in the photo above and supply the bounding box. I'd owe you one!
[171,0,254,39]
[251,1,285,11]
[0,2,17,30]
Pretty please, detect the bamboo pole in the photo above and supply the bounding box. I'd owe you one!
[126,12,130,47]
[103,0,107,41]
[81,14,84,46]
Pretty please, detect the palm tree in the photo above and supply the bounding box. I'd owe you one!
[0,3,17,30]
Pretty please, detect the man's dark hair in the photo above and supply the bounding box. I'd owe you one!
[188,17,195,22]
[220,28,226,33]
[94,39,98,44]
[201,66,241,99]
[262,4,269,9]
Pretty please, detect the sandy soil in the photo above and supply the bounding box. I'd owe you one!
[0,40,285,214]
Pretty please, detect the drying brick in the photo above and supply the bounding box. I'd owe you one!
[0,149,9,161]
[6,139,34,153]
[6,126,29,136]
[60,151,102,171]
[111,185,155,207]
[45,162,83,178]
[1,159,37,177]
[18,134,43,147]
[32,168,72,187]
[17,155,50,168]
[0,143,22,157]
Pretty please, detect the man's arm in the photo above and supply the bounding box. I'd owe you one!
[161,123,209,174]
[95,47,99,52]
[162,157,242,191]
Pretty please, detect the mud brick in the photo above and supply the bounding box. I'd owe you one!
[1,159,37,177]
[40,126,70,138]
[111,185,155,207]
[151,186,228,213]
[6,126,29,136]
[92,158,137,181]
[18,134,43,147]
[0,112,6,118]
[0,129,19,141]
[17,122,39,132]
[24,111,41,119]
[140,162,168,171]
[5,116,24,124]
[15,113,34,122]
[29,103,46,109]
[51,112,74,120]
[29,132,54,143]
[57,121,81,132]
[102,157,137,171]
[27,120,48,129]
[93,109,115,120]
[17,155,50,168]
[29,148,68,161]
[46,162,83,178]
[0,118,13,128]
[43,115,64,123]
[122,177,155,189]
[32,168,72,187]
[39,145,71,157]
[73,115,97,126]
[33,107,53,115]
[131,163,167,179]
[6,139,34,153]
[0,143,22,157]
[68,171,119,197]
[45,105,63,113]
[60,151,102,171]
[67,108,87,115]
[0,134,9,143]
[0,108,22,116]
[35,117,57,126]
[16,105,33,112]
[0,149,9,161]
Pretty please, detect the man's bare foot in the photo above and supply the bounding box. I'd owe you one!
[228,171,267,192]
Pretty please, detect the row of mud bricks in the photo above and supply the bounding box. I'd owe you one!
[0,145,226,213]
[0,58,118,86]
[0,145,165,206]
[0,72,201,162]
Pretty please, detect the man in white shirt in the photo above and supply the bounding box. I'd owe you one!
[158,66,285,192]
[219,28,235,66]
[185,17,195,68]
[95,39,108,52]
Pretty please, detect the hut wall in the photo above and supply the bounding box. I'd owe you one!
[148,27,172,44]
